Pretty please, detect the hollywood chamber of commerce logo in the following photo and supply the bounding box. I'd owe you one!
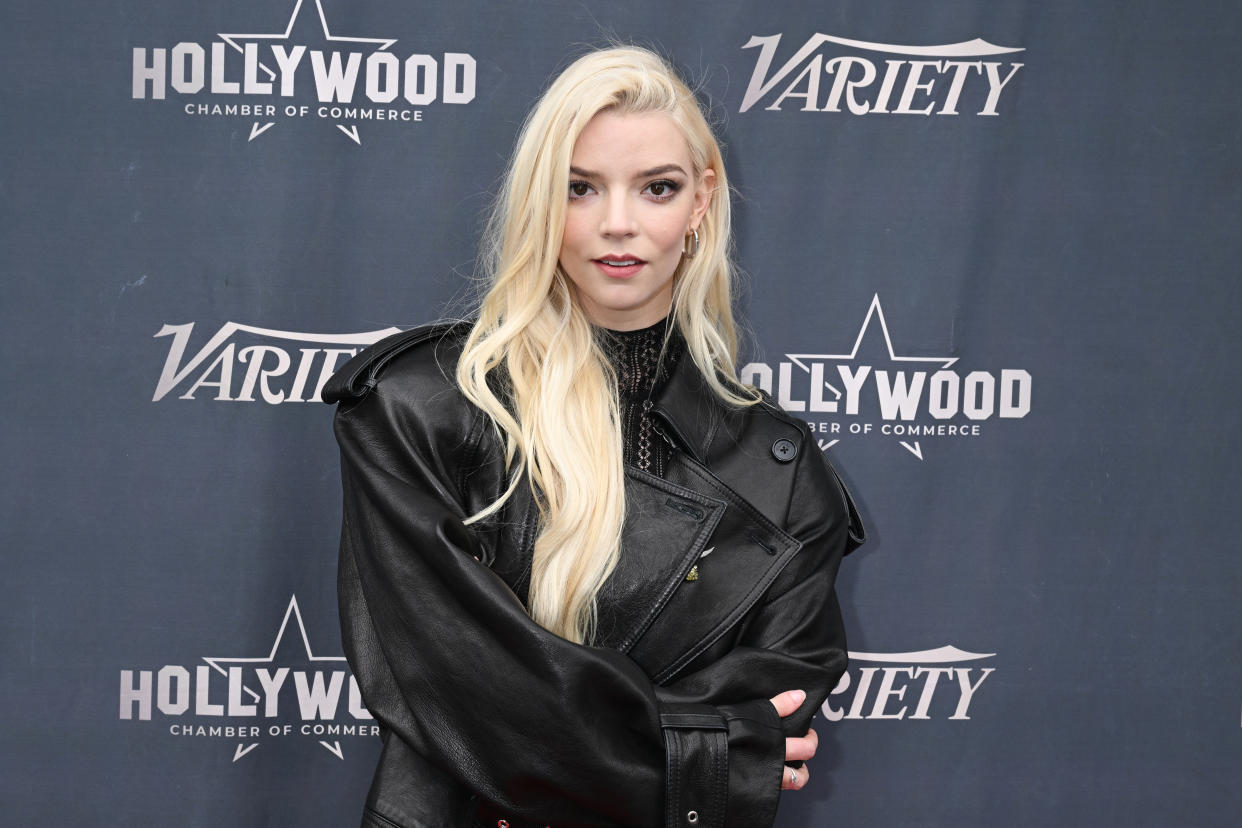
[119,596,375,761]
[151,321,400,403]
[824,646,995,721]
[131,0,477,144]
[740,295,1032,459]
[739,32,1023,115]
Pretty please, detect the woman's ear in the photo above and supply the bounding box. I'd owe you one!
[690,167,716,231]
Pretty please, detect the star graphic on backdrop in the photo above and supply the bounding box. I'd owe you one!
[218,0,397,144]
[786,294,957,460]
[202,595,351,761]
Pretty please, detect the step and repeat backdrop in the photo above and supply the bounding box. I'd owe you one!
[3,0,1240,825]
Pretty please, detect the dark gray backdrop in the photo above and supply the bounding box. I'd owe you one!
[3,0,1239,825]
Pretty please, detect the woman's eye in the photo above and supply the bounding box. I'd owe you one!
[644,180,680,201]
[569,181,593,199]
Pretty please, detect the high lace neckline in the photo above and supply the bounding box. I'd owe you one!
[595,316,683,401]
[595,316,683,475]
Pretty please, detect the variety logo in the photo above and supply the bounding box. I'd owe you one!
[740,33,1023,115]
[741,295,1032,459]
[131,0,477,144]
[119,596,374,761]
[152,321,399,403]
[824,645,995,721]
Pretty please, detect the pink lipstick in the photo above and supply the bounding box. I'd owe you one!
[592,254,646,278]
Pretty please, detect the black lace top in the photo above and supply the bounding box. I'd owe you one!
[596,316,684,477]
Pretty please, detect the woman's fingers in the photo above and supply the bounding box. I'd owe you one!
[785,727,818,762]
[781,763,812,791]
[768,689,806,718]
[770,693,816,791]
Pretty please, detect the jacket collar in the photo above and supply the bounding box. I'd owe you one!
[648,339,732,465]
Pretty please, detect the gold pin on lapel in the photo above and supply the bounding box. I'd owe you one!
[686,546,714,582]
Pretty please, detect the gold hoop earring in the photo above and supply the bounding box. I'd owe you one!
[683,227,700,259]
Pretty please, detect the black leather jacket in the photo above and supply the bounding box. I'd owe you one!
[325,322,864,828]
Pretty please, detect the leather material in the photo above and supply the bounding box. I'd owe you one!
[660,703,727,828]
[326,322,862,828]
[363,733,477,828]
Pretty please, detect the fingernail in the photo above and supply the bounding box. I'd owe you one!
[792,690,806,704]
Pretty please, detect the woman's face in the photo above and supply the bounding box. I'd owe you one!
[558,110,714,331]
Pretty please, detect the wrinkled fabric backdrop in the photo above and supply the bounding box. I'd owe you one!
[3,0,1239,825]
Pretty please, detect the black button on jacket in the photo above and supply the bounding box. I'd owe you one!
[324,322,864,828]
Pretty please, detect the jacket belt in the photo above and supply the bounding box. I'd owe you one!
[660,703,728,828]
[474,701,729,828]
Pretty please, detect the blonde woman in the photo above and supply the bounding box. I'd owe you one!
[326,45,863,828]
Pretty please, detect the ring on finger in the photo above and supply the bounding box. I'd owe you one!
[788,767,796,787]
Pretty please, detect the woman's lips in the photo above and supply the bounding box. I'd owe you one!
[592,256,646,279]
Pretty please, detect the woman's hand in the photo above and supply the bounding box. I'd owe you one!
[769,689,818,791]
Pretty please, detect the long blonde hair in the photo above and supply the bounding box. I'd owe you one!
[456,46,759,643]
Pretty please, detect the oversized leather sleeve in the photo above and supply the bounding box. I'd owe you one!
[335,374,854,826]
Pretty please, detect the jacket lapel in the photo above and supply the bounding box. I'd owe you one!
[593,468,725,653]
[649,346,799,524]
[597,356,807,682]
[619,455,802,683]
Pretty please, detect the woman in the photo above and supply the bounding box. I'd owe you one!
[326,45,863,828]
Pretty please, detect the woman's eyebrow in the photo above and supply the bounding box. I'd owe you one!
[636,163,687,178]
[568,163,688,179]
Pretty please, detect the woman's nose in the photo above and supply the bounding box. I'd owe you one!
[600,193,637,237]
